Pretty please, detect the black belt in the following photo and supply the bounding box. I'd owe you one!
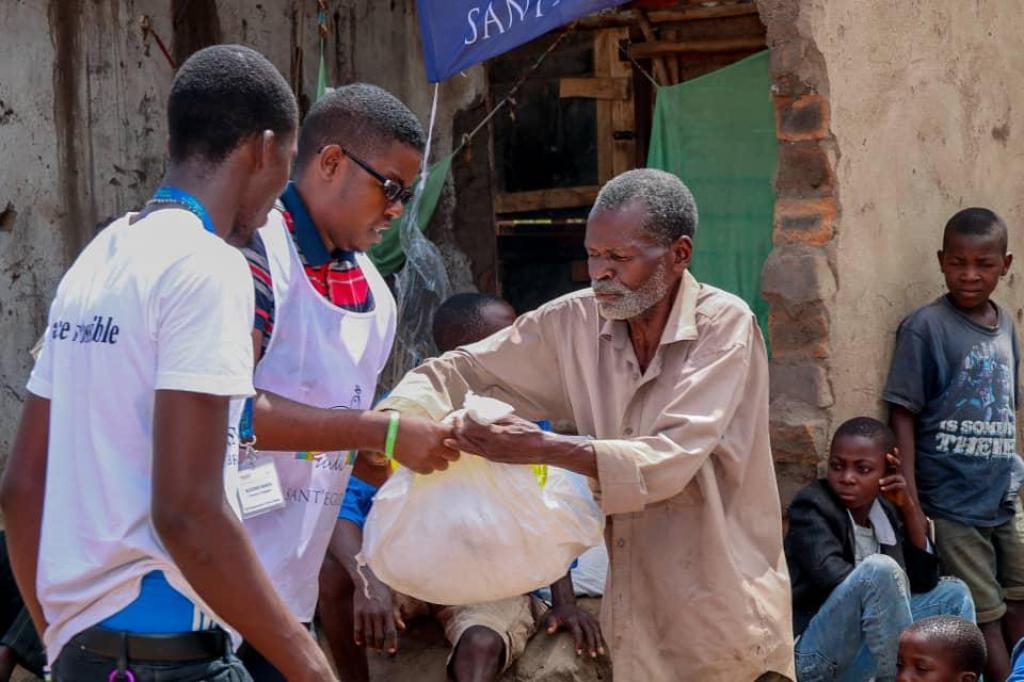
[68,626,230,663]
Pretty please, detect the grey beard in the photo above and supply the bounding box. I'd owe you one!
[593,260,674,321]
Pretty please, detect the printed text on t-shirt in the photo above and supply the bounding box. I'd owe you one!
[935,419,1016,459]
[50,316,121,345]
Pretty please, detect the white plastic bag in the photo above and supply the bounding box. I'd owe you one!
[360,394,605,605]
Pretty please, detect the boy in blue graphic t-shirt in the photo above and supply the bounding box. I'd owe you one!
[885,207,1021,681]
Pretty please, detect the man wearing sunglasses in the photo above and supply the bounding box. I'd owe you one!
[235,83,457,680]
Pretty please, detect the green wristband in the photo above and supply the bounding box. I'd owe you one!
[384,411,400,460]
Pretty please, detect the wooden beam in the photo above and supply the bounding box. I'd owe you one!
[494,186,601,213]
[559,77,630,100]
[594,27,635,181]
[648,4,760,23]
[577,3,759,29]
[629,36,765,58]
[663,28,682,85]
[635,10,670,86]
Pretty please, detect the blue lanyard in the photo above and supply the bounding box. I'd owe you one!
[151,187,216,235]
[239,398,255,444]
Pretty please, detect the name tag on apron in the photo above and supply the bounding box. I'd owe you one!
[237,451,286,519]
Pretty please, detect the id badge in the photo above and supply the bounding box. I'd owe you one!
[237,450,287,519]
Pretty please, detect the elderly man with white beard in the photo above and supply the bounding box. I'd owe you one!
[378,168,794,681]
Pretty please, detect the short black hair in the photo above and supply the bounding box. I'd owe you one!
[902,615,986,675]
[832,417,896,455]
[295,83,426,171]
[432,293,514,353]
[943,207,1008,253]
[168,45,298,165]
[591,168,699,245]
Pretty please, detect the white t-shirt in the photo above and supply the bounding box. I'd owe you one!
[26,208,255,663]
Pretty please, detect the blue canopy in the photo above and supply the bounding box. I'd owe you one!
[417,0,629,82]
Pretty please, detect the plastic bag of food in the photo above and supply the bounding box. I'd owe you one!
[360,394,605,605]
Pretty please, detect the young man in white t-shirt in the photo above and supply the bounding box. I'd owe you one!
[0,45,335,682]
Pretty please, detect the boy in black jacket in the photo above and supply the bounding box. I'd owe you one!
[786,417,975,681]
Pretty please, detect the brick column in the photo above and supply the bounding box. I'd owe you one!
[756,0,839,506]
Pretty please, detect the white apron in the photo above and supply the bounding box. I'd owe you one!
[244,208,396,621]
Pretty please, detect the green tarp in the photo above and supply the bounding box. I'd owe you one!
[369,153,454,277]
[647,50,777,340]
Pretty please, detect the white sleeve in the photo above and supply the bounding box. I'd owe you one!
[152,247,255,397]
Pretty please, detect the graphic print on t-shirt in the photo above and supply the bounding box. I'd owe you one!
[934,340,1016,460]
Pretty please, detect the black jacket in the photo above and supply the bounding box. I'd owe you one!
[784,479,940,636]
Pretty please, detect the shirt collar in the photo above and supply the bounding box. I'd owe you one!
[846,499,897,547]
[280,182,357,267]
[599,270,700,346]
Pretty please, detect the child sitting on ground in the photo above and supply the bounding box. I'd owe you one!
[786,417,975,681]
[317,293,605,682]
[897,615,986,682]
[884,207,1021,681]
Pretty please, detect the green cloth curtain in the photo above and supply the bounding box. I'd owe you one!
[647,51,777,340]
[369,153,454,277]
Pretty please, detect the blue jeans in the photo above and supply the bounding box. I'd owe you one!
[795,554,975,682]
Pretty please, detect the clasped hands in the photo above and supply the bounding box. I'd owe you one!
[386,412,545,474]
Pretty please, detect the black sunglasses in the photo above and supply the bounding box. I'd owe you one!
[322,146,415,206]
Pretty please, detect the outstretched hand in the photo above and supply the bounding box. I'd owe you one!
[444,414,545,465]
[390,414,460,474]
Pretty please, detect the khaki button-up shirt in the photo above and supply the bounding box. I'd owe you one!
[380,272,794,681]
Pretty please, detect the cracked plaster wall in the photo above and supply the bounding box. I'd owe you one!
[0,0,483,461]
[810,0,1024,427]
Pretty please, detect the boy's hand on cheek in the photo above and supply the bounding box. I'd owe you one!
[880,451,913,508]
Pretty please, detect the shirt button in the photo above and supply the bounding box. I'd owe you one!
[632,371,640,380]
[624,427,634,436]
[617,538,626,548]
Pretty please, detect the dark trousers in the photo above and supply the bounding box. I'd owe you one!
[237,622,313,682]
[51,647,251,681]
[52,628,251,682]
[236,642,286,682]
[0,531,45,675]
[2,609,45,676]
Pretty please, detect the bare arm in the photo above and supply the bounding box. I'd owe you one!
[251,390,457,474]
[152,390,334,682]
[249,331,456,474]
[889,405,920,506]
[0,394,51,633]
[447,417,598,478]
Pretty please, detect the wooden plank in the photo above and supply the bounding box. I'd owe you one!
[635,10,669,86]
[664,28,681,85]
[593,29,619,183]
[629,36,766,58]
[594,27,635,181]
[494,186,601,213]
[577,3,759,29]
[648,4,760,23]
[559,77,630,100]
[607,30,635,177]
